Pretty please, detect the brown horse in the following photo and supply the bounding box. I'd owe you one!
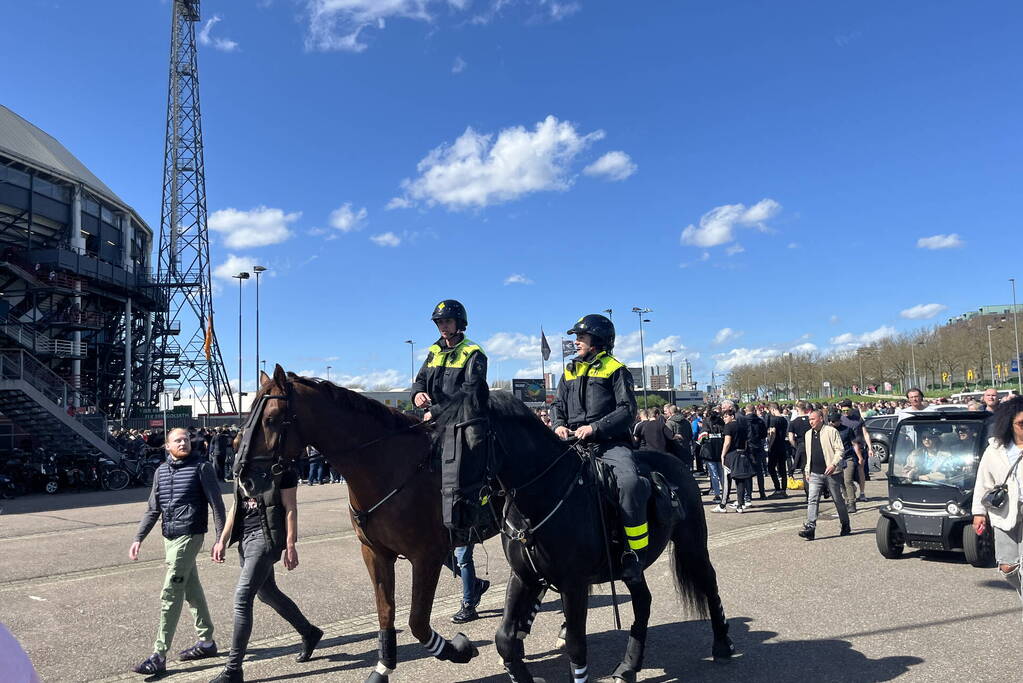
[241,365,479,682]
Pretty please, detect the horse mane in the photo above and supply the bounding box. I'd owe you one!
[432,390,563,452]
[286,373,420,431]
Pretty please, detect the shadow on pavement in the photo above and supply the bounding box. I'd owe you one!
[472,616,923,683]
[0,481,233,516]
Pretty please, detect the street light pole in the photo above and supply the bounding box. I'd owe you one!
[405,340,415,386]
[603,308,613,322]
[252,265,266,383]
[232,272,250,421]
[1011,278,1022,393]
[326,365,332,383]
[987,325,997,387]
[910,342,918,390]
[631,307,652,405]
[784,352,793,400]
[666,348,675,406]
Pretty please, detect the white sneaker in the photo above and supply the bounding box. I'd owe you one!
[736,506,745,514]
[711,505,727,513]
[727,501,739,509]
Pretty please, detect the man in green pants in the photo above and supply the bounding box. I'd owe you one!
[129,427,227,675]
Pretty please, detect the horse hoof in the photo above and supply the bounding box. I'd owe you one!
[449,632,479,663]
[712,637,735,661]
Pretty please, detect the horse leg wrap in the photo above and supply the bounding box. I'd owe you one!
[611,635,644,682]
[424,630,478,664]
[378,628,397,671]
[570,661,589,683]
[518,588,546,638]
[504,657,539,683]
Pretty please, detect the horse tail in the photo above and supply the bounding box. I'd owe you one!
[668,490,716,621]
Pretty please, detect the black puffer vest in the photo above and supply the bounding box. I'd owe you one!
[156,453,209,539]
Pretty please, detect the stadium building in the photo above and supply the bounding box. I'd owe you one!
[0,104,163,457]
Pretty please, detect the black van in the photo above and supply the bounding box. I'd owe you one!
[875,412,995,567]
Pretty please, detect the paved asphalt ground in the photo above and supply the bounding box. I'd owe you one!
[1,474,1018,682]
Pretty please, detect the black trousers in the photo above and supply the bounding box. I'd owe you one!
[767,449,787,490]
[227,529,314,671]
[599,444,650,529]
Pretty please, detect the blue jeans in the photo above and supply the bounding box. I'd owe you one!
[454,545,477,605]
[308,462,325,484]
[706,460,723,497]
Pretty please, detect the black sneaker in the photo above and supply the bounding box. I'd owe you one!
[179,640,218,661]
[797,525,815,541]
[296,626,323,663]
[451,603,479,624]
[840,523,852,537]
[133,653,166,675]
[470,578,490,609]
[209,668,244,683]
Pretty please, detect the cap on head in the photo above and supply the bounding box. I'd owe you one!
[431,299,468,329]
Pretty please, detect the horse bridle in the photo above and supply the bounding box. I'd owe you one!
[235,382,295,498]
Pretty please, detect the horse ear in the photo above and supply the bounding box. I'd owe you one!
[272,364,288,388]
[259,370,271,387]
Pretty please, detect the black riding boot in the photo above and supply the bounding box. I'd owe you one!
[621,549,646,583]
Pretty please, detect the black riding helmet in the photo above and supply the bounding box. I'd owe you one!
[431,299,468,330]
[567,314,615,351]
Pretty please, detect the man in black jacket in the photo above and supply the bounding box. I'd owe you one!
[128,428,227,676]
[551,314,647,582]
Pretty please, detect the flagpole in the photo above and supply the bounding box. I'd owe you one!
[540,330,546,392]
[561,336,567,375]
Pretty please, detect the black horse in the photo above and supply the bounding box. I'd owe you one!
[434,392,733,683]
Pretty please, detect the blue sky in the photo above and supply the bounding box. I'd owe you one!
[4,0,1021,393]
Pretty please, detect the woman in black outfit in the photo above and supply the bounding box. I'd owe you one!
[209,466,323,682]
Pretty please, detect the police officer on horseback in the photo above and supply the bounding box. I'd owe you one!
[552,313,649,583]
[410,299,491,623]
[411,299,489,419]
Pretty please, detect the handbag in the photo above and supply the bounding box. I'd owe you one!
[981,450,1023,511]
[726,449,756,480]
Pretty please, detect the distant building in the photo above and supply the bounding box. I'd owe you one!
[650,374,669,390]
[947,304,1023,325]
[649,364,675,389]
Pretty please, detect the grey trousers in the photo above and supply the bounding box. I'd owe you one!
[805,471,849,528]
[227,529,313,671]
[600,444,650,528]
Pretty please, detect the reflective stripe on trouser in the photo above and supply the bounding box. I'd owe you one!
[155,533,214,655]
[599,444,651,532]
[625,522,649,550]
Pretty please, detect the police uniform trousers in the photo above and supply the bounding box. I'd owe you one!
[598,444,650,528]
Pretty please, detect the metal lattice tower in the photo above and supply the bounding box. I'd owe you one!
[153,0,236,413]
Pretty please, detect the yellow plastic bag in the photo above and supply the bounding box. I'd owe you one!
[786,476,805,491]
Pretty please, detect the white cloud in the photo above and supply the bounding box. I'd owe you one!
[789,342,818,353]
[213,254,257,282]
[370,232,401,247]
[713,327,743,345]
[198,15,239,52]
[829,315,840,324]
[583,151,636,182]
[725,243,744,256]
[787,242,799,249]
[305,0,579,53]
[385,197,412,210]
[504,273,533,285]
[713,347,782,372]
[395,115,605,210]
[452,56,467,74]
[917,233,963,250]
[829,325,897,348]
[329,203,368,232]
[614,333,685,366]
[339,369,407,390]
[485,332,541,361]
[209,206,299,248]
[680,198,781,248]
[900,303,947,320]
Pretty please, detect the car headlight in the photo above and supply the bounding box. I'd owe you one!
[892,499,904,511]
[946,502,962,516]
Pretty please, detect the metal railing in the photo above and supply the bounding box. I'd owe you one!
[0,314,83,357]
[0,348,110,441]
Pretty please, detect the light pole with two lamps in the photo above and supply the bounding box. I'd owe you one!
[252,265,266,382]
[632,307,652,405]
[232,271,250,420]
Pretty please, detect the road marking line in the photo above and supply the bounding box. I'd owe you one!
[84,504,871,682]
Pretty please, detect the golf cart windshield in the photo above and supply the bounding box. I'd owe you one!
[891,420,982,489]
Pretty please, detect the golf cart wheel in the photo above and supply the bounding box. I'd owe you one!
[871,441,889,464]
[963,524,995,568]
[45,480,59,495]
[876,515,904,558]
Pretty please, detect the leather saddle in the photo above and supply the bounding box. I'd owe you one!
[591,448,685,540]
